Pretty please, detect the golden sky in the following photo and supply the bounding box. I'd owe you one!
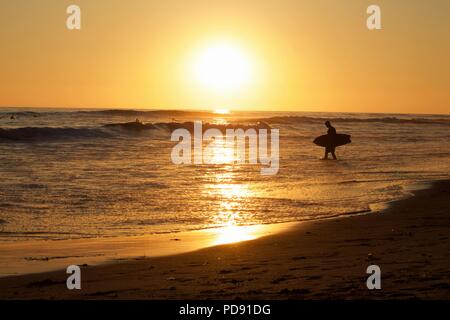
[0,0,449,114]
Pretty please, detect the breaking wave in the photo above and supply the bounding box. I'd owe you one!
[0,127,112,141]
[0,120,272,141]
[249,116,450,126]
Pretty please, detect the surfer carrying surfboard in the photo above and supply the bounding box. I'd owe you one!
[313,121,351,160]
[323,121,337,160]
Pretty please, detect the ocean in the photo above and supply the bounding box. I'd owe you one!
[1,108,449,241]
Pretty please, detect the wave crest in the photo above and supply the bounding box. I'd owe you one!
[0,127,111,141]
[250,116,450,125]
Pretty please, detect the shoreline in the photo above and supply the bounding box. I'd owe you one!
[0,222,299,278]
[0,180,429,278]
[1,179,449,299]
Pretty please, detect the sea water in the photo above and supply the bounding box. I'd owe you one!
[1,108,449,241]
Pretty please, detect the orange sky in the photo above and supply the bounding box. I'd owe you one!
[0,0,449,114]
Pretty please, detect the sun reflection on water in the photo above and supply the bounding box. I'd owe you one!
[203,153,258,244]
[206,140,236,164]
[212,224,260,245]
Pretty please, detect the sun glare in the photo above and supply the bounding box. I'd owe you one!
[213,225,259,245]
[214,108,230,114]
[193,42,253,93]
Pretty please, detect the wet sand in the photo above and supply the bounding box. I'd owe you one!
[0,222,297,277]
[0,180,449,299]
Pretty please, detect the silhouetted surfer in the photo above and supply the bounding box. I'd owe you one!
[323,121,337,160]
[313,121,351,157]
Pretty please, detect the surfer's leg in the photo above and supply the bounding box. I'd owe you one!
[322,147,329,160]
[331,147,337,160]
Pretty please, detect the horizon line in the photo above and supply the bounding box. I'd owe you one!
[0,105,449,116]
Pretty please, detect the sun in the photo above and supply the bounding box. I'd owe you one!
[193,42,253,93]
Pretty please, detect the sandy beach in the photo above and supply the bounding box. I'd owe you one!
[0,180,449,300]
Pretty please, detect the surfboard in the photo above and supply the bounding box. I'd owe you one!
[313,134,351,148]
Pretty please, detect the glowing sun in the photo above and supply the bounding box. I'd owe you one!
[193,42,253,92]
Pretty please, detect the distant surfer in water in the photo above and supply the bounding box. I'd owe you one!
[323,121,337,160]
